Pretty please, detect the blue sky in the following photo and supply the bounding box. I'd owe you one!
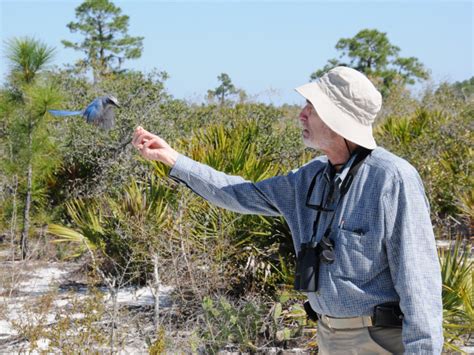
[1,1,472,105]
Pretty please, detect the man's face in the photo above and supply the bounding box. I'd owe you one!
[299,100,336,150]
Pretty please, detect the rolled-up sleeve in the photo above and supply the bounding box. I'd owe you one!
[383,169,443,354]
[169,154,297,217]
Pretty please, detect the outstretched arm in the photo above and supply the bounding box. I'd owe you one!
[132,126,297,216]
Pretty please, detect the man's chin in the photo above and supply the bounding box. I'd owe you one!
[302,138,316,149]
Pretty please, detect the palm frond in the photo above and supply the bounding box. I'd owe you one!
[439,238,474,348]
[47,223,102,257]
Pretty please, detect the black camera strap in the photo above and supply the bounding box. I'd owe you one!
[326,148,371,235]
[309,147,372,244]
[296,148,372,292]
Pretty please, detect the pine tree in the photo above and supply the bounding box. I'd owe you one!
[4,37,61,259]
[311,29,429,96]
[207,73,238,106]
[62,0,144,80]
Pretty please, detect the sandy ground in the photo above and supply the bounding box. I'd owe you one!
[0,241,472,354]
[0,256,174,353]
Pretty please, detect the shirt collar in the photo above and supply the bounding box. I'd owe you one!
[325,153,358,188]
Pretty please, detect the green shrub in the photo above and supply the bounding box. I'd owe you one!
[200,296,264,353]
[375,107,473,228]
[439,239,474,352]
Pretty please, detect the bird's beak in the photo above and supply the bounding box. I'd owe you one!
[114,102,121,108]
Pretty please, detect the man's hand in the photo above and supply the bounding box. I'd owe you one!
[132,126,178,167]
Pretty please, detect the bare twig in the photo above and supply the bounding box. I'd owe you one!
[178,196,201,300]
[149,253,160,333]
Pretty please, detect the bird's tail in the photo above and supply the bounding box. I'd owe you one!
[48,110,83,116]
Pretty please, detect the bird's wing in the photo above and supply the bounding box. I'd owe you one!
[98,106,115,130]
[83,99,102,123]
[48,110,83,116]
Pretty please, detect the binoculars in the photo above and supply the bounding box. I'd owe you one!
[294,236,335,292]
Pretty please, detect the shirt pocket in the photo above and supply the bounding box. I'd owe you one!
[330,228,384,282]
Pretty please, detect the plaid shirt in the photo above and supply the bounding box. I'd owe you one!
[169,146,443,354]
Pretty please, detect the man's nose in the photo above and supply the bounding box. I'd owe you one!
[299,107,308,121]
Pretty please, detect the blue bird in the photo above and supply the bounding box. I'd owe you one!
[48,95,120,130]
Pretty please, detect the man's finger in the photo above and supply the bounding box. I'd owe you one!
[137,126,152,136]
[132,129,145,147]
[135,132,155,146]
[143,137,158,149]
[133,127,152,146]
[132,133,140,147]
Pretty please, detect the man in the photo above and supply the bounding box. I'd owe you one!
[132,66,443,354]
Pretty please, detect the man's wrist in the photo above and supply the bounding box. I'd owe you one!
[164,149,178,167]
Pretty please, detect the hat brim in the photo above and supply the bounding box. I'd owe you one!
[295,82,377,149]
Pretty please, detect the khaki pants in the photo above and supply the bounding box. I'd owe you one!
[317,319,404,355]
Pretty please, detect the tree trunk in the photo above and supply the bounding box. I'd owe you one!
[20,128,33,260]
[10,175,18,262]
[152,253,160,332]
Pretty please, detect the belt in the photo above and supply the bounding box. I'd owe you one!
[318,314,373,330]
[303,301,403,329]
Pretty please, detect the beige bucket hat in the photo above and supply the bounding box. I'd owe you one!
[295,66,382,149]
